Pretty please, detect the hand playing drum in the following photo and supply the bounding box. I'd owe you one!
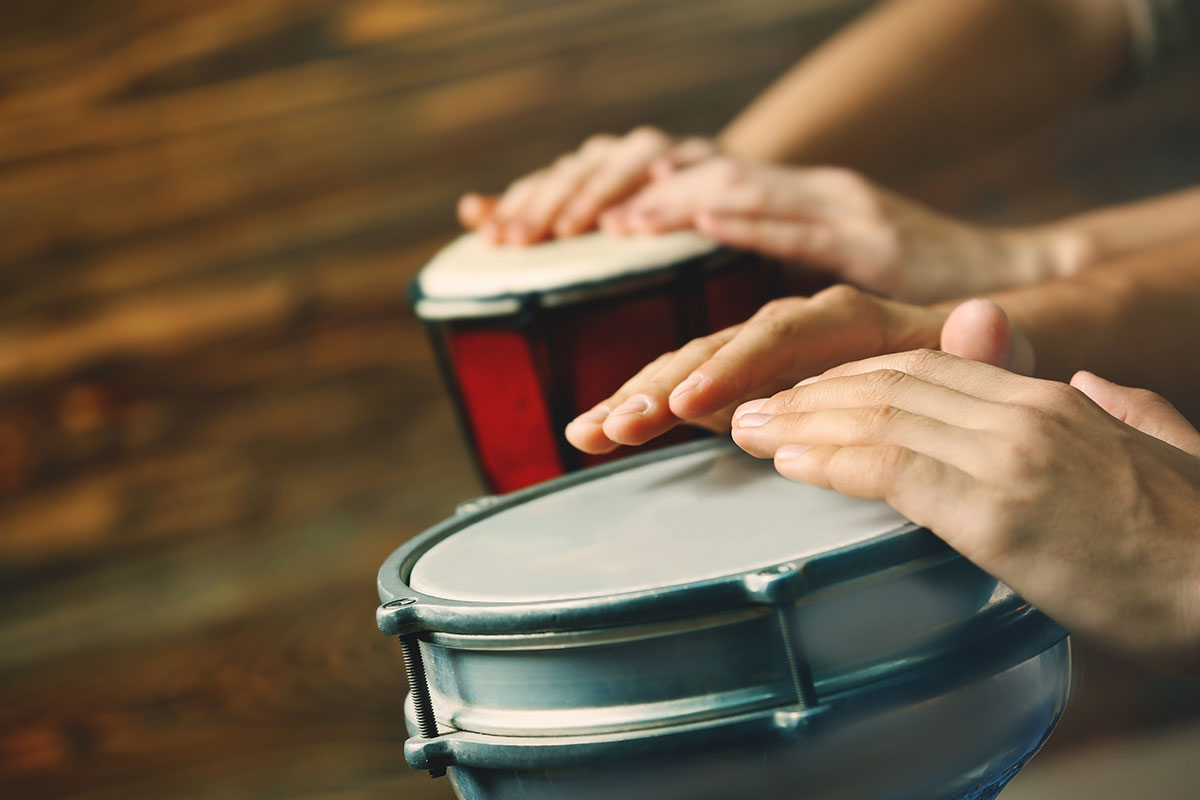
[729,304,1200,674]
[462,129,1086,304]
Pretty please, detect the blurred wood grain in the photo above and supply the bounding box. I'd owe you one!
[1,1,1199,798]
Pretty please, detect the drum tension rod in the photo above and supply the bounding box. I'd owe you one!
[774,606,818,710]
[399,632,447,779]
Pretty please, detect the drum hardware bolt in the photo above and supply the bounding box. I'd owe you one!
[774,606,818,710]
[455,495,500,516]
[384,597,418,609]
[399,634,446,779]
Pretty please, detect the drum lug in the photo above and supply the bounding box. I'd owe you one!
[740,562,806,604]
[405,734,455,773]
[376,596,422,636]
[455,495,501,516]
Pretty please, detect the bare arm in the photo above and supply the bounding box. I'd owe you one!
[721,0,1132,180]
[977,234,1200,420]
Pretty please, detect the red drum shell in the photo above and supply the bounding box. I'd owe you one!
[416,245,782,493]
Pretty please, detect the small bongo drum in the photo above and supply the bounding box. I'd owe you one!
[412,231,782,493]
[376,440,1070,800]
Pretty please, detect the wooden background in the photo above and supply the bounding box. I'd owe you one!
[1,1,1199,798]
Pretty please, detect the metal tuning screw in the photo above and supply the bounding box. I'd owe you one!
[398,631,446,779]
[773,605,818,710]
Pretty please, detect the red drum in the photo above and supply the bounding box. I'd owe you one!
[412,231,782,493]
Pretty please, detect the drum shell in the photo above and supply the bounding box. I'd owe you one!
[418,553,998,737]
[407,639,1071,800]
[416,249,781,493]
[381,440,1072,799]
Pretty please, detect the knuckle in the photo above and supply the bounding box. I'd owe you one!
[871,445,911,476]
[900,348,946,379]
[628,125,668,145]
[859,405,903,438]
[582,133,616,153]
[812,282,866,308]
[679,334,721,360]
[750,298,807,337]
[859,369,908,403]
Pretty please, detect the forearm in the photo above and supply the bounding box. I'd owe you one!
[1036,185,1200,270]
[976,235,1200,420]
[720,0,1131,181]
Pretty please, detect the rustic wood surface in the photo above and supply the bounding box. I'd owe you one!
[2,2,1199,798]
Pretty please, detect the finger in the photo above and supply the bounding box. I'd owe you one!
[734,368,1001,430]
[458,193,499,229]
[772,443,974,534]
[518,154,599,243]
[1071,371,1200,455]
[694,212,842,269]
[666,292,887,421]
[599,330,738,446]
[486,173,545,244]
[812,348,1040,404]
[558,129,671,237]
[938,299,1035,375]
[564,327,740,452]
[609,159,731,234]
[732,405,985,468]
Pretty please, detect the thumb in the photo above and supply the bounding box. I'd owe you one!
[939,299,1035,375]
[1071,371,1200,455]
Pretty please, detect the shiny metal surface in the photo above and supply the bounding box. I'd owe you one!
[405,641,1072,800]
[377,439,1072,799]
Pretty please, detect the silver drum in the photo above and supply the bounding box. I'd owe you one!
[377,440,1070,800]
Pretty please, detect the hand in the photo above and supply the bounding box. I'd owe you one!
[601,156,1079,303]
[730,346,1200,673]
[566,293,1032,456]
[458,127,717,245]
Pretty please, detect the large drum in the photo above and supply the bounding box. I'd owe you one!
[376,440,1071,800]
[412,231,782,493]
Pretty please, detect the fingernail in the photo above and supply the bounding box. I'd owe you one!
[793,375,821,388]
[736,413,772,428]
[776,444,811,461]
[670,373,707,400]
[734,398,767,418]
[480,222,501,242]
[572,405,611,425]
[609,395,653,416]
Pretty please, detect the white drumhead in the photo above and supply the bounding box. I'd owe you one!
[414,231,719,319]
[409,445,911,602]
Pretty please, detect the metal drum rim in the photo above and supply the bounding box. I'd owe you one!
[376,439,1052,642]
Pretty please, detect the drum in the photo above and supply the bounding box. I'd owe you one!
[412,230,782,493]
[376,439,1071,800]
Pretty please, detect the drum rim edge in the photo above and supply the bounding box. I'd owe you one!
[375,439,1061,643]
[410,247,743,320]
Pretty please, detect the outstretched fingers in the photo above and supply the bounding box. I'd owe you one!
[564,327,740,453]
[732,404,984,467]
[668,290,887,420]
[772,443,975,532]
